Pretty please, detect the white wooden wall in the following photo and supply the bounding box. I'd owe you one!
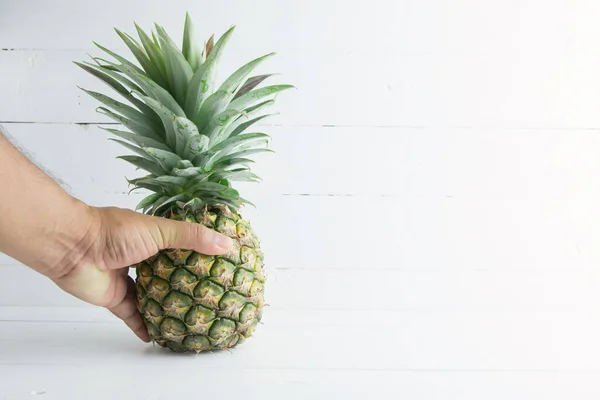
[4,0,600,398]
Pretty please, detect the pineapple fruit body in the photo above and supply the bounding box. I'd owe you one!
[135,205,265,352]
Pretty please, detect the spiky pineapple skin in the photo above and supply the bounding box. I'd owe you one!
[134,204,265,353]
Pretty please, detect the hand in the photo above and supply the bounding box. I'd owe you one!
[51,206,233,342]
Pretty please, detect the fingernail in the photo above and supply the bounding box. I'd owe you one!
[214,234,233,251]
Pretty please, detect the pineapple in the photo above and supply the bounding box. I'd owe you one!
[75,13,292,352]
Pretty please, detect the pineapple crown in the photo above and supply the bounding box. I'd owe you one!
[75,13,293,215]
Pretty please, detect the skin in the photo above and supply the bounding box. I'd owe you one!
[0,130,233,342]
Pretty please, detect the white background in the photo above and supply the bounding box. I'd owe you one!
[3,0,600,398]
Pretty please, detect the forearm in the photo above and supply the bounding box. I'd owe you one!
[0,130,93,279]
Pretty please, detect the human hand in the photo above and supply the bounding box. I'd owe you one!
[51,206,233,342]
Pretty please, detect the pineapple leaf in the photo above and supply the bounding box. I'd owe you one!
[173,116,199,156]
[211,148,274,166]
[153,194,188,214]
[204,133,270,169]
[114,64,185,116]
[188,180,230,194]
[205,35,215,57]
[229,111,278,138]
[109,138,153,158]
[203,109,244,145]
[184,26,235,119]
[134,93,178,151]
[183,134,209,160]
[131,179,166,193]
[92,41,145,76]
[206,26,235,62]
[211,169,261,183]
[118,155,166,176]
[182,198,204,212]
[97,107,160,140]
[155,23,194,107]
[210,132,270,154]
[74,62,156,117]
[229,84,295,111]
[100,127,170,151]
[194,89,231,131]
[114,28,166,86]
[233,74,276,100]
[182,12,203,71]
[136,193,164,211]
[218,53,275,97]
[78,87,161,135]
[212,157,254,170]
[184,58,217,119]
[134,23,168,86]
[143,147,182,171]
[171,167,210,179]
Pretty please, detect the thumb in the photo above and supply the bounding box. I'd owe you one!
[148,215,233,255]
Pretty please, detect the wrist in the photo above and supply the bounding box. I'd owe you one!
[28,197,99,280]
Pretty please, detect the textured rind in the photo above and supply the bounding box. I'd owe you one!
[134,204,265,353]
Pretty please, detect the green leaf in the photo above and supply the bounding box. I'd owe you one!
[211,169,261,183]
[153,194,188,214]
[212,157,254,171]
[171,167,209,179]
[118,155,166,176]
[188,180,231,194]
[143,147,181,172]
[79,87,161,135]
[233,74,276,100]
[109,138,153,159]
[172,116,199,156]
[134,93,178,151]
[193,89,231,131]
[203,133,270,169]
[183,134,209,160]
[184,58,217,119]
[97,107,160,140]
[74,62,156,116]
[114,28,166,87]
[154,175,188,187]
[229,84,295,111]
[210,132,270,154]
[229,110,277,138]
[113,64,185,116]
[182,198,204,212]
[205,34,215,57]
[131,179,166,194]
[136,193,164,211]
[182,12,203,71]
[202,109,243,145]
[100,127,170,151]
[134,23,168,85]
[218,53,275,97]
[176,159,194,169]
[211,148,273,166]
[155,23,194,106]
[92,41,146,78]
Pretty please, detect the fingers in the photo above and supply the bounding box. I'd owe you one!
[108,273,150,343]
[152,215,233,255]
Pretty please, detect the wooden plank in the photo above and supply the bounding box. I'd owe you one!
[4,308,600,371]
[5,123,600,199]
[4,47,600,127]
[3,364,600,400]
[0,0,591,56]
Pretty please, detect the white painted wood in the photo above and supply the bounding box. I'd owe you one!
[5,47,600,128]
[3,0,600,397]
[3,310,600,399]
